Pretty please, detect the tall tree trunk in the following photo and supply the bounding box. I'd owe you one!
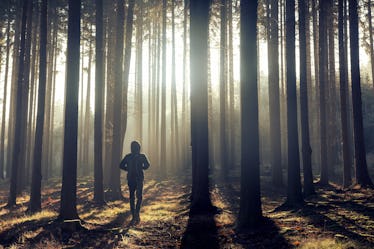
[190,0,214,214]
[344,0,355,180]
[349,0,374,187]
[171,0,179,170]
[25,6,39,184]
[220,0,228,179]
[299,0,315,196]
[29,0,48,213]
[280,0,287,167]
[368,0,374,86]
[207,24,216,173]
[319,0,329,186]
[285,0,303,205]
[59,0,81,221]
[8,0,28,208]
[104,1,115,186]
[43,5,57,179]
[120,0,135,141]
[17,0,33,193]
[7,0,23,179]
[108,0,125,199]
[78,37,84,174]
[94,0,105,204]
[160,0,167,178]
[83,28,93,175]
[327,0,338,179]
[312,0,320,169]
[268,0,283,187]
[182,0,189,169]
[136,0,143,142]
[228,0,235,168]
[338,0,352,188]
[0,11,11,179]
[238,0,262,229]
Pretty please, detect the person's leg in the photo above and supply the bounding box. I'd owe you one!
[135,180,144,222]
[128,182,136,221]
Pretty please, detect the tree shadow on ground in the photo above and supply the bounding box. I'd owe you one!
[181,211,219,249]
[234,217,292,249]
[32,211,132,248]
[299,206,374,248]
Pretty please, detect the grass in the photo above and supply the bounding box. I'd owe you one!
[0,176,373,248]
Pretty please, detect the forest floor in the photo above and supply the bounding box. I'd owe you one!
[0,176,373,249]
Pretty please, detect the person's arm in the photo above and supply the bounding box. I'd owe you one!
[119,155,129,171]
[142,155,150,170]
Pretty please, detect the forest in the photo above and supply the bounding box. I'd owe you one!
[0,0,373,248]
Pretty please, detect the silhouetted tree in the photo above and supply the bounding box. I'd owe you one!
[349,0,374,188]
[319,0,329,186]
[160,0,167,178]
[284,0,303,206]
[7,0,28,208]
[94,0,105,204]
[367,0,374,86]
[339,0,352,188]
[59,0,81,220]
[29,0,48,213]
[237,0,262,229]
[220,0,228,179]
[190,0,214,214]
[268,0,283,187]
[109,0,125,200]
[299,0,315,197]
[0,4,11,180]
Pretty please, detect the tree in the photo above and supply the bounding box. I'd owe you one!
[29,0,48,213]
[268,0,283,187]
[108,0,125,200]
[171,0,180,169]
[349,0,374,187]
[319,0,329,186]
[220,0,228,179]
[338,0,352,188]
[135,0,143,141]
[7,0,28,208]
[237,0,262,229]
[59,0,81,220]
[189,0,214,214]
[284,0,303,205]
[0,5,11,180]
[160,0,167,178]
[299,0,315,196]
[93,0,105,204]
[367,0,374,86]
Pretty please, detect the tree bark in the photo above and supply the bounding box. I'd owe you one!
[94,0,105,204]
[190,0,214,214]
[299,0,315,197]
[338,0,352,188]
[108,0,125,199]
[220,0,228,179]
[237,0,263,229]
[29,0,48,213]
[160,0,167,178]
[368,0,374,87]
[7,0,28,208]
[268,0,283,187]
[319,0,329,186]
[285,0,303,205]
[59,0,81,220]
[349,0,374,187]
[0,9,11,179]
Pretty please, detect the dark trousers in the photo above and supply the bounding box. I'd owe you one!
[128,180,143,216]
